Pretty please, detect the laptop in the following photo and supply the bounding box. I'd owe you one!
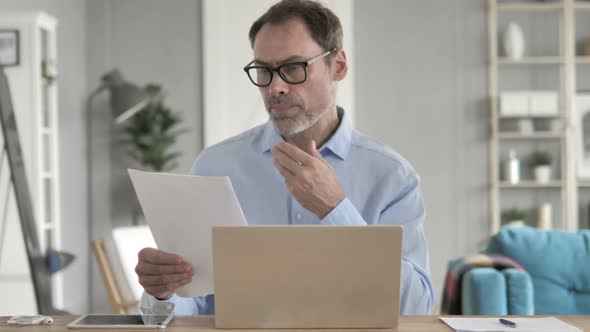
[211,225,403,329]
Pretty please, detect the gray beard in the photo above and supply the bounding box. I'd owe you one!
[269,108,328,137]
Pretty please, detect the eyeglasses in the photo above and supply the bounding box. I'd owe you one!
[243,48,336,87]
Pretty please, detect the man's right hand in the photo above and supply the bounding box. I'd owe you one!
[135,248,194,300]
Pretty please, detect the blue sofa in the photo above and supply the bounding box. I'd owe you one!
[460,226,590,315]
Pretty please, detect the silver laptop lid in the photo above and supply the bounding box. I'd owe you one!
[212,225,402,329]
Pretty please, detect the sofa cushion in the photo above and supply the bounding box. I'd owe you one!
[502,268,534,315]
[485,226,590,314]
[462,268,507,315]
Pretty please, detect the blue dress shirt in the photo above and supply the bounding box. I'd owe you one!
[147,108,434,315]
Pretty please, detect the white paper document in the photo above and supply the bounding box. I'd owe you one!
[128,169,248,298]
[439,316,582,332]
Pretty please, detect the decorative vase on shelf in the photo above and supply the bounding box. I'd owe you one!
[504,149,520,184]
[534,165,551,183]
[537,203,552,230]
[503,21,525,60]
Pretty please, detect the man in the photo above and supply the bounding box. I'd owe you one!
[136,0,433,315]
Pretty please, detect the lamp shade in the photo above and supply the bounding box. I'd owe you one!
[101,69,150,124]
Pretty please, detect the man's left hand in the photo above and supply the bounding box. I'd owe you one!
[272,140,345,219]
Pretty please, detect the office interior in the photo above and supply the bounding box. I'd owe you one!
[0,0,589,317]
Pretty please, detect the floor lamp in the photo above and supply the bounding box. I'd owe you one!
[86,69,150,310]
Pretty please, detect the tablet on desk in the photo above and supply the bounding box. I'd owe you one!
[67,314,174,329]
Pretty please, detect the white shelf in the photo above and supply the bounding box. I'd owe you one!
[489,0,581,234]
[0,11,62,312]
[575,2,590,10]
[577,181,590,188]
[497,56,564,65]
[499,181,563,189]
[497,132,563,139]
[497,3,564,11]
[498,114,562,119]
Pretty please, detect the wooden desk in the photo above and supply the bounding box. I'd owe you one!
[0,315,588,331]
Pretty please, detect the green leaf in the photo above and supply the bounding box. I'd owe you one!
[117,83,187,172]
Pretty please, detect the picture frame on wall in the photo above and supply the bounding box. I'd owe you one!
[0,30,19,66]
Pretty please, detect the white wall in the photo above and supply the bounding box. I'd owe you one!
[354,0,489,304]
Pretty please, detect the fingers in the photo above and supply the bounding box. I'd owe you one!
[307,140,330,167]
[139,247,184,265]
[135,248,194,299]
[274,141,327,168]
[307,140,321,158]
[274,141,312,165]
[273,157,296,181]
[139,272,194,287]
[144,277,192,299]
[136,260,192,276]
[272,147,303,174]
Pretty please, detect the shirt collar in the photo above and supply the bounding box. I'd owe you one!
[257,106,352,160]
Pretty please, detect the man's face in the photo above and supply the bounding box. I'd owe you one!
[252,18,337,137]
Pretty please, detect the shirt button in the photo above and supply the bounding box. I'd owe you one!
[296,213,304,221]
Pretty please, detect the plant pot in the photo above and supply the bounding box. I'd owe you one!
[534,165,551,183]
[503,220,525,228]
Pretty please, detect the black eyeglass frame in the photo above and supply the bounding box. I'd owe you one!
[243,48,337,87]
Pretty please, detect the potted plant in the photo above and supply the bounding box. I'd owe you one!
[528,151,552,183]
[120,84,188,224]
[501,208,527,228]
[120,84,188,172]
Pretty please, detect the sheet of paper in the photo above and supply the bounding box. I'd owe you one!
[439,316,582,332]
[128,169,248,298]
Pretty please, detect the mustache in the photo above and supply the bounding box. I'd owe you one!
[267,96,300,108]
